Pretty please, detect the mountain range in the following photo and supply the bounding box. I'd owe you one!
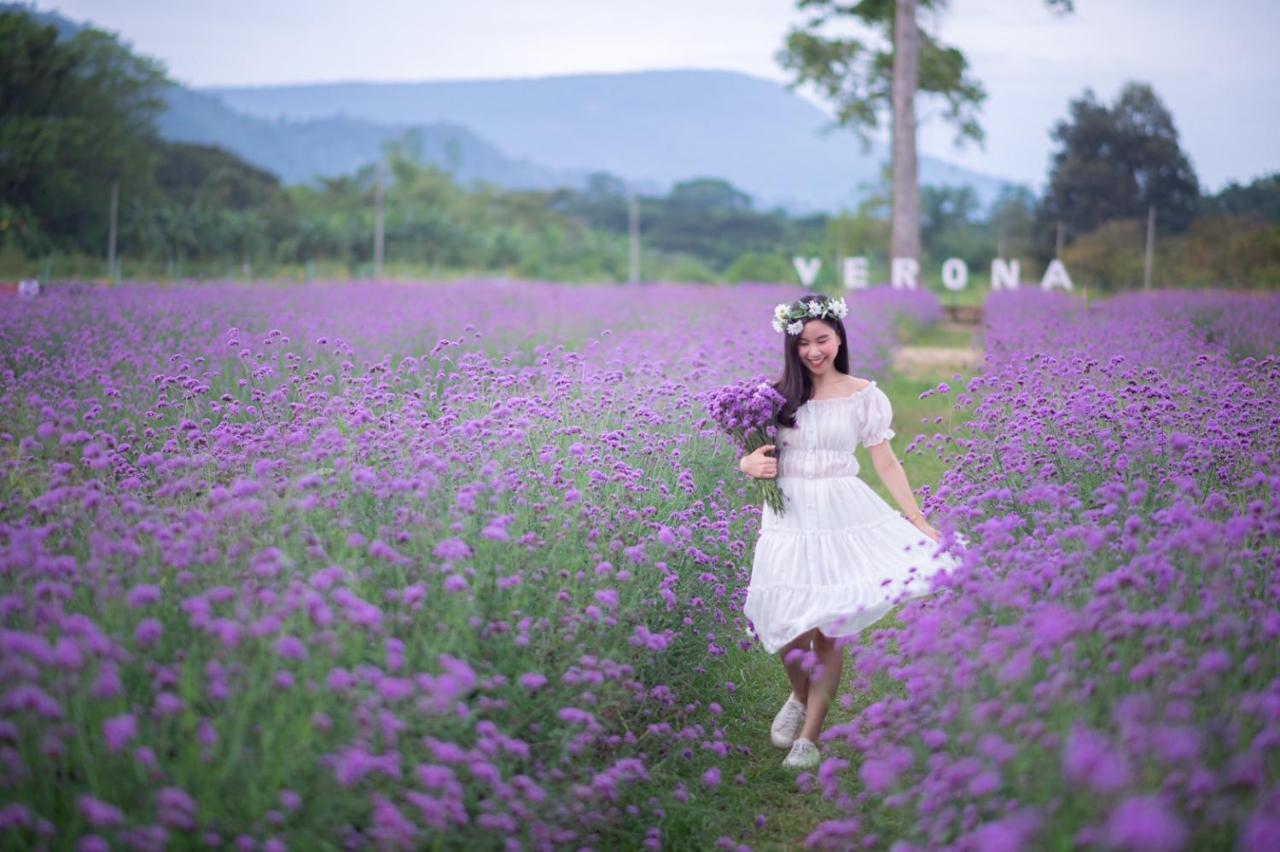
[158,87,601,192]
[201,70,1011,212]
[12,4,1013,212]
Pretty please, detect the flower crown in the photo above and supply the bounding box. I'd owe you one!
[771,296,849,335]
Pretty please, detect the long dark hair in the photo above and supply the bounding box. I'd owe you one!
[772,294,850,428]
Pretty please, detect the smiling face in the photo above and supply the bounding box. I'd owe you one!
[796,319,842,378]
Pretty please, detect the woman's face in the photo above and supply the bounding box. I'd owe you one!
[797,320,841,377]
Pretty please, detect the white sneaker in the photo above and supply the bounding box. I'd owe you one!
[770,695,807,748]
[782,737,821,770]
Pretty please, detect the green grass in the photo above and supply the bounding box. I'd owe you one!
[864,370,978,505]
[902,321,981,350]
[929,281,990,308]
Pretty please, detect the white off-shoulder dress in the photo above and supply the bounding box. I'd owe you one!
[743,380,960,654]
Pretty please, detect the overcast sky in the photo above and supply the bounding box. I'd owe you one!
[44,0,1280,192]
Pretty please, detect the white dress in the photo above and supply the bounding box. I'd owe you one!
[743,380,960,654]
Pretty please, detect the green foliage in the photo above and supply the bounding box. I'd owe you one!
[551,177,827,274]
[0,11,169,253]
[725,251,794,283]
[667,177,753,212]
[987,185,1037,259]
[1172,214,1280,288]
[775,0,986,149]
[1059,218,1148,290]
[1201,172,1280,223]
[1038,82,1200,252]
[921,185,979,243]
[636,197,786,270]
[1061,214,1280,290]
[826,171,893,269]
[920,184,991,267]
[154,142,285,211]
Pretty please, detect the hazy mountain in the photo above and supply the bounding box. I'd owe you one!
[205,70,1012,212]
[4,4,609,194]
[11,3,1012,210]
[158,87,594,191]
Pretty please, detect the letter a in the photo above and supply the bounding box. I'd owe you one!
[1040,259,1074,292]
[793,256,822,288]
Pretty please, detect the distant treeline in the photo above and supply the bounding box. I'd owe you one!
[2,9,1278,288]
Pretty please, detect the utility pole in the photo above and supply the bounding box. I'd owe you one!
[107,181,119,281]
[1143,205,1156,291]
[628,191,640,283]
[374,161,385,279]
[1055,221,1064,258]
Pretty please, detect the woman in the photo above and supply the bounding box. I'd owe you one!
[739,293,959,770]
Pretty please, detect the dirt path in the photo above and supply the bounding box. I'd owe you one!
[893,322,984,378]
[892,345,984,377]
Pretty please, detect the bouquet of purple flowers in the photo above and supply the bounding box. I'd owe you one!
[704,376,788,515]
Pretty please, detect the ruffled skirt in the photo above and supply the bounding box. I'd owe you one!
[743,474,960,654]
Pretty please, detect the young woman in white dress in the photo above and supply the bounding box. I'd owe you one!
[738,294,955,770]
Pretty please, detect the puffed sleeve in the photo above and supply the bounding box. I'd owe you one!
[860,386,896,447]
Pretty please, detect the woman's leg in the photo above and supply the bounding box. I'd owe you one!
[798,629,844,742]
[778,628,816,704]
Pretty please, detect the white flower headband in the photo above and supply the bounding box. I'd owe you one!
[771,296,849,335]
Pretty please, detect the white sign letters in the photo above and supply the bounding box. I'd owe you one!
[842,257,868,290]
[941,258,968,292]
[890,258,919,290]
[991,258,1020,291]
[792,256,823,288]
[1039,259,1074,292]
[789,256,1073,292]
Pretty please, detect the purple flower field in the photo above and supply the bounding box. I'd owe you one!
[0,280,936,850]
[808,289,1280,850]
[2,280,1277,850]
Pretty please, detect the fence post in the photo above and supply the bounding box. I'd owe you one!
[374,161,385,279]
[628,192,640,283]
[1143,205,1156,291]
[107,181,119,282]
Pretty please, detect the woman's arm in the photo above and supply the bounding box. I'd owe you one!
[868,442,940,540]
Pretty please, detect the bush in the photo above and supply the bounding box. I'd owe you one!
[724,251,794,284]
[1061,215,1280,291]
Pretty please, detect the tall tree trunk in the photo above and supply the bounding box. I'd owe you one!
[891,0,921,262]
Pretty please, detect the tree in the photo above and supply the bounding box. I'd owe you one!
[777,0,1071,263]
[918,183,989,265]
[0,11,169,252]
[667,178,753,212]
[582,172,628,201]
[1038,82,1200,249]
[986,184,1037,261]
[154,142,284,212]
[1201,173,1280,224]
[920,184,978,246]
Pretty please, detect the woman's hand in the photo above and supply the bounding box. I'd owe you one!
[911,515,941,543]
[739,444,777,479]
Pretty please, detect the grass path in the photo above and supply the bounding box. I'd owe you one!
[678,319,983,849]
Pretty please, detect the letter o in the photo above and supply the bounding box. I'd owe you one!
[941,258,969,291]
